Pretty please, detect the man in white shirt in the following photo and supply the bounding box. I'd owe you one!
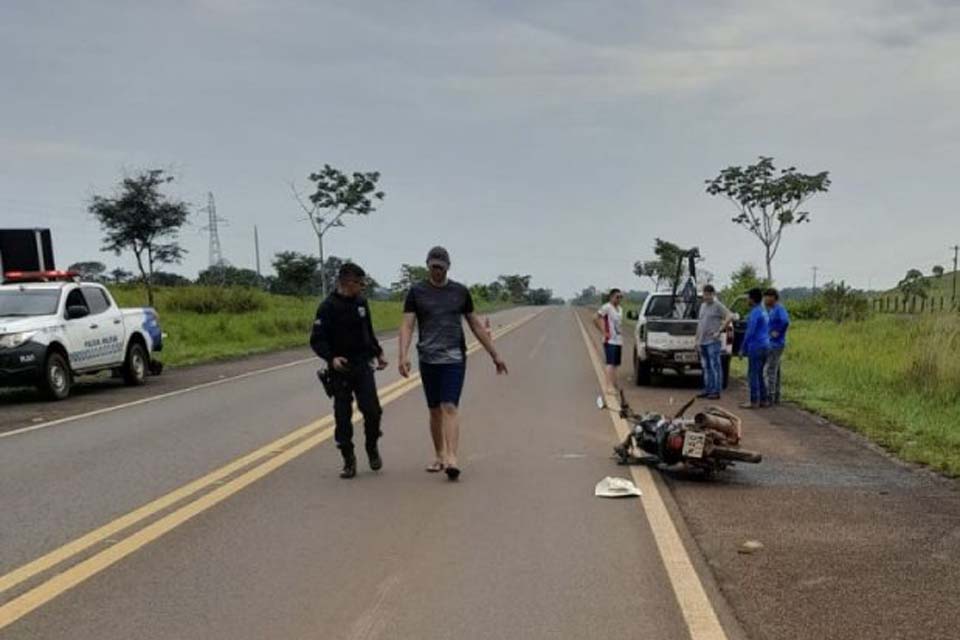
[593,288,624,394]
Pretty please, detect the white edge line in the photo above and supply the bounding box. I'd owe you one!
[1,335,403,440]
[573,310,728,640]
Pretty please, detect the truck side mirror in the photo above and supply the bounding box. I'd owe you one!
[66,305,90,320]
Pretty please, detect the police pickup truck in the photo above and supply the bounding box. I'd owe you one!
[0,271,163,399]
[627,291,734,388]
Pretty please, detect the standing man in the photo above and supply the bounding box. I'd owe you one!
[739,287,770,409]
[594,289,624,394]
[398,246,508,482]
[763,288,790,405]
[696,284,734,400]
[310,263,388,479]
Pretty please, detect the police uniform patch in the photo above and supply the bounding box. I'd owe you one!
[358,307,366,318]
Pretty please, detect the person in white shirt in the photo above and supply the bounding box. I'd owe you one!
[593,289,624,394]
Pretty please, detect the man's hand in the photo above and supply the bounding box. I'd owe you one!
[399,360,412,378]
[376,355,389,371]
[771,330,780,338]
[332,357,349,372]
[493,355,508,375]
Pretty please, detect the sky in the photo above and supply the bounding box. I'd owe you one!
[1,0,958,297]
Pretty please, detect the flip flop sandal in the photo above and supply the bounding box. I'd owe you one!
[445,466,461,481]
[425,462,445,473]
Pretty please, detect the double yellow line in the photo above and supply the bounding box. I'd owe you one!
[0,310,543,631]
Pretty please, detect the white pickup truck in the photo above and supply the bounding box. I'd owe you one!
[627,292,734,388]
[0,274,163,399]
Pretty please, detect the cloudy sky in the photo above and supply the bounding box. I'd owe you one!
[1,0,958,296]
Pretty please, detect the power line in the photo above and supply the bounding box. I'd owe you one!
[952,244,958,303]
[811,265,819,292]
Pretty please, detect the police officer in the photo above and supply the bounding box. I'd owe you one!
[310,263,388,478]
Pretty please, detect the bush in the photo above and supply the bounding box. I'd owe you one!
[785,297,826,320]
[904,316,960,401]
[165,286,268,314]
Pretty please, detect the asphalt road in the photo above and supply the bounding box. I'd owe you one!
[0,307,744,639]
[1,306,956,639]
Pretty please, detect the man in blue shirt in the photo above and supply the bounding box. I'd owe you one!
[763,288,790,405]
[739,287,770,409]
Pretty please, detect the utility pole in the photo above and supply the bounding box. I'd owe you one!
[812,266,819,293]
[254,225,261,278]
[951,244,958,303]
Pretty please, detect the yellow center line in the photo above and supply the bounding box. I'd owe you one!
[573,310,728,640]
[0,309,544,631]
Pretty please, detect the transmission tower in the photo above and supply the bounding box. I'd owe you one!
[200,192,228,268]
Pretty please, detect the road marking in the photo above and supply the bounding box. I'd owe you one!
[574,311,728,640]
[0,310,543,631]
[0,355,323,440]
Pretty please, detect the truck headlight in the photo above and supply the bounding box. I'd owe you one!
[0,332,37,349]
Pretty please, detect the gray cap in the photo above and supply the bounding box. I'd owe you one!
[426,246,451,267]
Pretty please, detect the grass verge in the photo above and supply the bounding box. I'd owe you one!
[111,286,510,368]
[733,314,960,477]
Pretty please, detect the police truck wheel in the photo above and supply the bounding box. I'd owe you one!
[123,343,148,386]
[40,352,72,400]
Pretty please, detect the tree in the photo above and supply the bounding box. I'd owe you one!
[390,264,429,295]
[272,251,321,297]
[821,281,869,322]
[526,288,553,306]
[633,260,663,290]
[197,265,263,288]
[933,265,945,278]
[88,169,190,306]
[720,263,770,313]
[572,286,599,306]
[67,261,107,282]
[706,156,830,282]
[634,238,693,291]
[151,271,191,287]
[499,274,532,303]
[109,268,134,284]
[314,256,350,297]
[292,165,385,298]
[898,269,930,311]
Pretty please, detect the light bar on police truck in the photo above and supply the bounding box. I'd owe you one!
[2,270,80,284]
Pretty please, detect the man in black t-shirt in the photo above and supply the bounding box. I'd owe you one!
[310,263,388,479]
[398,246,508,481]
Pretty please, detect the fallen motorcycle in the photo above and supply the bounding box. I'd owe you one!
[597,391,762,475]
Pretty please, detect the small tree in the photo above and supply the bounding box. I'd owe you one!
[821,281,869,322]
[109,268,134,284]
[898,269,930,311]
[390,264,429,295]
[292,165,385,298]
[933,265,945,278]
[720,263,770,314]
[67,261,107,282]
[89,169,190,306]
[527,288,553,306]
[499,274,532,303]
[197,265,263,288]
[706,156,830,282]
[633,260,663,290]
[272,251,321,297]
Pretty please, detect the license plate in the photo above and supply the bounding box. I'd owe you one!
[675,352,699,363]
[682,431,706,459]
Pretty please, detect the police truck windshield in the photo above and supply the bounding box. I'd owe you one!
[0,289,61,317]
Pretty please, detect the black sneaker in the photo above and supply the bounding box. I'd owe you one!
[340,453,357,479]
[366,443,382,471]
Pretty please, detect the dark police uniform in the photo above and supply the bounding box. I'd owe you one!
[310,291,383,456]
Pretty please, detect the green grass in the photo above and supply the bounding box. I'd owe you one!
[734,314,960,476]
[110,286,507,368]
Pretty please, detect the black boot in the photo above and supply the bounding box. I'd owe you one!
[366,441,382,471]
[340,451,357,479]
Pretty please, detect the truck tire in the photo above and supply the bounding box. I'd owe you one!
[721,356,731,390]
[122,342,148,386]
[39,351,71,400]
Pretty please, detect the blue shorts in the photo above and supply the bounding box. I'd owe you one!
[419,361,467,408]
[604,344,622,366]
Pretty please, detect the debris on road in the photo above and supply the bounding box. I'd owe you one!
[594,476,642,498]
[738,540,765,555]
